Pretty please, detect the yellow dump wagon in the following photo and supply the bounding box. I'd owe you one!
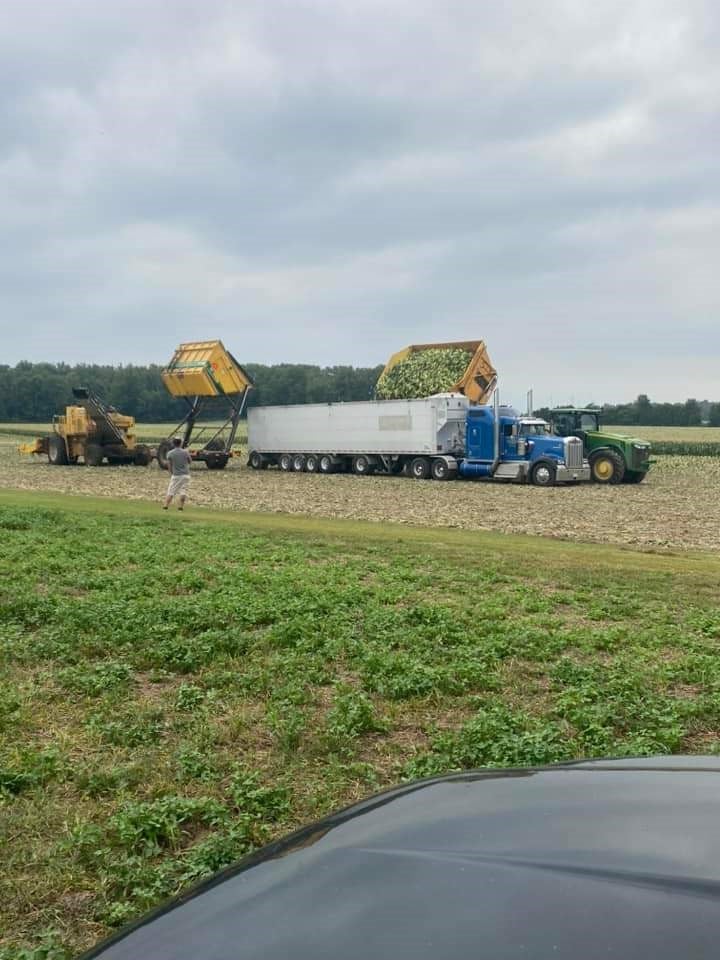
[159,340,254,470]
[378,340,497,404]
[161,340,253,398]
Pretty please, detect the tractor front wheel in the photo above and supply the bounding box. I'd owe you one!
[589,449,625,484]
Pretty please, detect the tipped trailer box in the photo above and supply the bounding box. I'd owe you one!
[247,394,589,485]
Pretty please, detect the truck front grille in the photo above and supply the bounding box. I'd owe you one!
[565,437,583,468]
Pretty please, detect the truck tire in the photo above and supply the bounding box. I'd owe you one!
[206,456,229,470]
[352,455,374,476]
[305,455,319,473]
[589,449,625,484]
[48,435,68,466]
[319,455,335,474]
[249,450,267,470]
[84,444,104,467]
[530,461,555,487]
[623,470,645,484]
[410,457,431,480]
[292,454,306,472]
[134,444,152,467]
[431,458,453,481]
[279,453,293,472]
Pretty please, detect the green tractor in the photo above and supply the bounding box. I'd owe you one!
[549,408,652,484]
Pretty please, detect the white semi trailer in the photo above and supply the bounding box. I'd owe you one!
[247,394,588,485]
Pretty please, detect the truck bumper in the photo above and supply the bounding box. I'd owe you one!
[555,463,591,484]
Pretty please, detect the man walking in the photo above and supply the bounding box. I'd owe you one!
[163,438,192,510]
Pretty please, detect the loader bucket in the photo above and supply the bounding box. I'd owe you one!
[162,341,254,398]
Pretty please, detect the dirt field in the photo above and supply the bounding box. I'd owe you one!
[3,437,719,553]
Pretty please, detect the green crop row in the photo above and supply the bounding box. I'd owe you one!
[651,441,720,457]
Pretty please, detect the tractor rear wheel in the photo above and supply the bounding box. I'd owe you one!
[48,435,68,466]
[589,449,625,484]
[84,444,104,467]
[623,470,645,484]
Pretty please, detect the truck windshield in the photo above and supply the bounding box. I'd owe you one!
[521,423,548,436]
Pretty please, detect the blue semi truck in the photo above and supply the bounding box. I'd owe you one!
[248,394,589,486]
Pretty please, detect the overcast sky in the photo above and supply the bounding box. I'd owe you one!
[1,0,718,406]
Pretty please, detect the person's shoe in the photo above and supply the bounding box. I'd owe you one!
[178,506,183,511]
[162,505,168,510]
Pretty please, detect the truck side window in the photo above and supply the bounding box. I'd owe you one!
[502,424,513,437]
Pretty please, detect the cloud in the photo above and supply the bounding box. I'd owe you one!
[1,0,719,404]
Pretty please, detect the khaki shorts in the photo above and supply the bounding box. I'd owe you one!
[167,475,190,498]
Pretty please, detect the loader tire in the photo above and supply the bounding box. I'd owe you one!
[48,435,68,466]
[84,444,104,467]
[134,444,152,467]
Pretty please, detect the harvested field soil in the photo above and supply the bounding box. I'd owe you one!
[3,437,719,552]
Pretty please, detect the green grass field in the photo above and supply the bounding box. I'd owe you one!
[2,490,720,957]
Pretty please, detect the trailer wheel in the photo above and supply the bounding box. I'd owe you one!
[279,453,293,472]
[48,435,68,466]
[352,455,374,476]
[530,461,555,487]
[305,455,319,473]
[206,456,229,470]
[318,455,335,474]
[157,440,172,470]
[410,457,431,480]
[85,444,104,467]
[134,444,152,467]
[249,450,267,470]
[292,454,306,472]
[431,458,452,481]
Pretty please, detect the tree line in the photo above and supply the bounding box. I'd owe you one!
[1,363,718,425]
[535,395,720,427]
[0,362,384,422]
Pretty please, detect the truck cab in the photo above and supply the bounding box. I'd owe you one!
[549,408,652,484]
[461,406,589,485]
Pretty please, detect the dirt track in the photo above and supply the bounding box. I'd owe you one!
[3,439,719,553]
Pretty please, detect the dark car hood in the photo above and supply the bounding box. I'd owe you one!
[83,757,720,959]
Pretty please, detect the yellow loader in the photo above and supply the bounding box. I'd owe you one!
[19,387,152,466]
